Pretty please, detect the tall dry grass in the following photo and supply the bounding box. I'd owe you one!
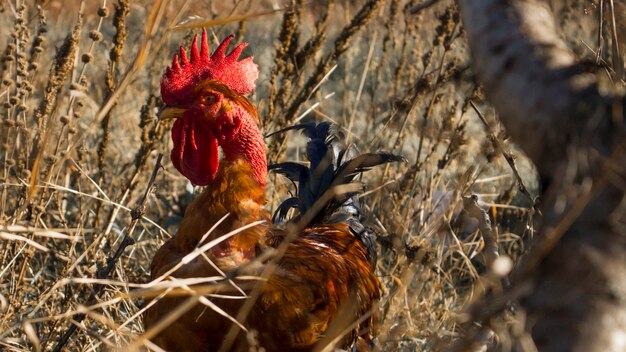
[0,0,600,351]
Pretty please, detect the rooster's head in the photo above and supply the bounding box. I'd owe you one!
[160,30,263,186]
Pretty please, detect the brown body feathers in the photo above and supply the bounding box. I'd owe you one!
[144,160,380,351]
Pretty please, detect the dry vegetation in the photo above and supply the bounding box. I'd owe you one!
[0,0,605,351]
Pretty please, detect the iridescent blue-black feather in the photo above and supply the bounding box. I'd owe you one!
[268,118,405,264]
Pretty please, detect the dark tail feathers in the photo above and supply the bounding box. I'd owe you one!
[268,117,405,264]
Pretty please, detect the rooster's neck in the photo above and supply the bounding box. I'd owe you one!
[173,116,268,265]
[220,116,267,188]
[175,158,268,265]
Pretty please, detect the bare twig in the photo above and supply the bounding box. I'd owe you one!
[470,101,538,211]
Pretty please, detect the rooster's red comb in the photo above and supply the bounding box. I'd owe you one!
[161,29,258,104]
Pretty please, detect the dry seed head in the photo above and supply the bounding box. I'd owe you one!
[21,81,33,92]
[2,79,13,86]
[9,97,20,106]
[33,11,82,128]
[37,5,46,22]
[34,35,46,46]
[110,0,130,64]
[68,126,77,134]
[81,53,93,63]
[98,7,110,17]
[89,30,103,42]
[44,155,58,166]
[422,51,432,67]
[60,115,70,124]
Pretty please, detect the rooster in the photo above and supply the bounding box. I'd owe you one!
[143,30,403,351]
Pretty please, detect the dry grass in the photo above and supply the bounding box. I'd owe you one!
[0,0,602,351]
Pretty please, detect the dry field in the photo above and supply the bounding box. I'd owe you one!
[0,0,604,351]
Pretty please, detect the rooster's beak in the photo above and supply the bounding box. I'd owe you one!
[158,107,186,121]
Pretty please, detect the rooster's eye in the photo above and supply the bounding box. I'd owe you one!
[203,94,217,105]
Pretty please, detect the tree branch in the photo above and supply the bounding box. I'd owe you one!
[457,0,626,350]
